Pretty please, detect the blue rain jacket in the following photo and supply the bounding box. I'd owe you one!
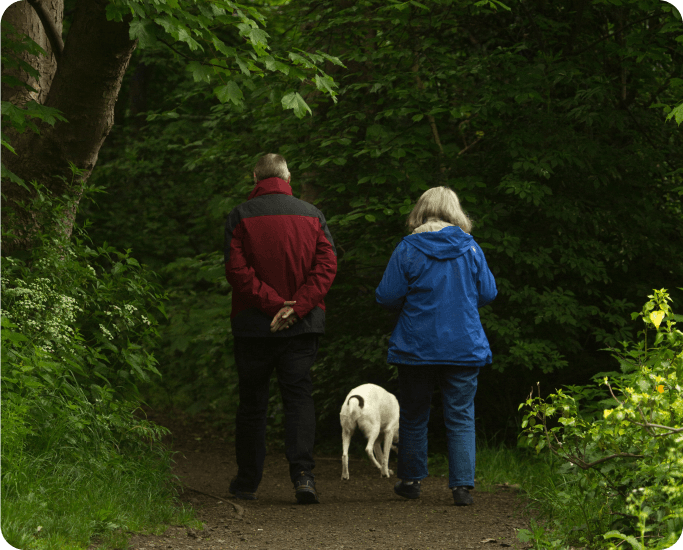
[375,225,497,367]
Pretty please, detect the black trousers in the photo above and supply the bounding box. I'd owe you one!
[233,333,319,490]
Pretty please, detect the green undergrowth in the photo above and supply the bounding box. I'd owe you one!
[519,290,683,549]
[2,446,196,550]
[430,443,628,548]
[428,441,559,495]
[1,183,198,550]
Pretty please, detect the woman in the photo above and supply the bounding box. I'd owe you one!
[375,186,497,506]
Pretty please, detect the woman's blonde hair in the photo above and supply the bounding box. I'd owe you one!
[406,186,472,234]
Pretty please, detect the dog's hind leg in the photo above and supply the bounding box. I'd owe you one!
[381,430,395,477]
[341,424,353,480]
[364,427,384,474]
[373,439,385,476]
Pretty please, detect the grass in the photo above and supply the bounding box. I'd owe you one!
[428,441,610,549]
[428,440,558,493]
[1,446,197,550]
[1,388,198,550]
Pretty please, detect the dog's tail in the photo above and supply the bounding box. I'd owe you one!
[348,395,364,408]
[346,395,364,419]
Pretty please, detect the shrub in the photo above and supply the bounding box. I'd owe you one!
[520,289,683,548]
[0,183,185,549]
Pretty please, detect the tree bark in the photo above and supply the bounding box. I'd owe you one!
[2,0,137,253]
[1,0,61,106]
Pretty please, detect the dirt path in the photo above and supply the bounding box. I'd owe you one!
[126,411,533,550]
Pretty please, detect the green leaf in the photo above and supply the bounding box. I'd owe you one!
[316,50,345,67]
[105,3,127,22]
[215,82,244,106]
[212,37,235,58]
[234,55,251,76]
[666,103,683,126]
[2,139,16,154]
[314,74,338,102]
[2,165,26,186]
[288,53,316,69]
[187,61,213,83]
[129,19,157,48]
[248,28,269,53]
[603,531,645,550]
[281,92,311,118]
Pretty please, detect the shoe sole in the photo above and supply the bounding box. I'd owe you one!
[394,488,421,500]
[453,494,474,506]
[295,489,320,504]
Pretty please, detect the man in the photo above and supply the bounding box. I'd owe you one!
[224,153,337,504]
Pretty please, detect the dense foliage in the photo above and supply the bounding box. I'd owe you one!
[520,290,683,548]
[105,0,342,116]
[80,0,683,441]
[0,181,184,548]
[2,0,682,547]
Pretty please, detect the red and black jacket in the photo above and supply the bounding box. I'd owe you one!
[224,177,337,337]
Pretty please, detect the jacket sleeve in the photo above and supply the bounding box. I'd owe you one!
[375,241,409,310]
[474,244,497,308]
[290,215,337,319]
[224,214,287,317]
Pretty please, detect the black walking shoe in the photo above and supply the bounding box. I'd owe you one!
[394,480,421,499]
[229,476,257,500]
[452,486,474,506]
[294,471,319,504]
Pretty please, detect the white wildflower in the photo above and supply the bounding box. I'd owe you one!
[99,324,114,340]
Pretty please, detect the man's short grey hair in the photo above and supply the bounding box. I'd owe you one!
[254,153,290,182]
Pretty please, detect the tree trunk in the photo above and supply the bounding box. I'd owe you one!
[1,0,61,106]
[2,0,136,254]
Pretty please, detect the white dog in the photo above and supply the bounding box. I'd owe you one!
[340,383,399,480]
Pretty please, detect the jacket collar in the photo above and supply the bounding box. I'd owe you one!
[248,177,293,200]
[412,217,455,235]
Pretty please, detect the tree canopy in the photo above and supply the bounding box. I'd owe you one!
[3,0,683,437]
[61,0,682,431]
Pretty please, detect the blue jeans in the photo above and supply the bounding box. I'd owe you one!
[234,334,319,490]
[397,365,479,489]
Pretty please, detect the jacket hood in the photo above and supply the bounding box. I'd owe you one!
[248,177,293,200]
[404,219,474,260]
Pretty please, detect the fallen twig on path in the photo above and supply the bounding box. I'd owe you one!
[182,485,245,519]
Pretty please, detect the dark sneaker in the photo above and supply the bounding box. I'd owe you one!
[294,471,319,504]
[229,476,257,500]
[394,480,421,499]
[294,472,320,504]
[452,486,474,506]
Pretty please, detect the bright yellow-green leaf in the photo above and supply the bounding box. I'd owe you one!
[650,310,665,329]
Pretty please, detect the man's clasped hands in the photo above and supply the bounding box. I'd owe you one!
[270,301,298,333]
